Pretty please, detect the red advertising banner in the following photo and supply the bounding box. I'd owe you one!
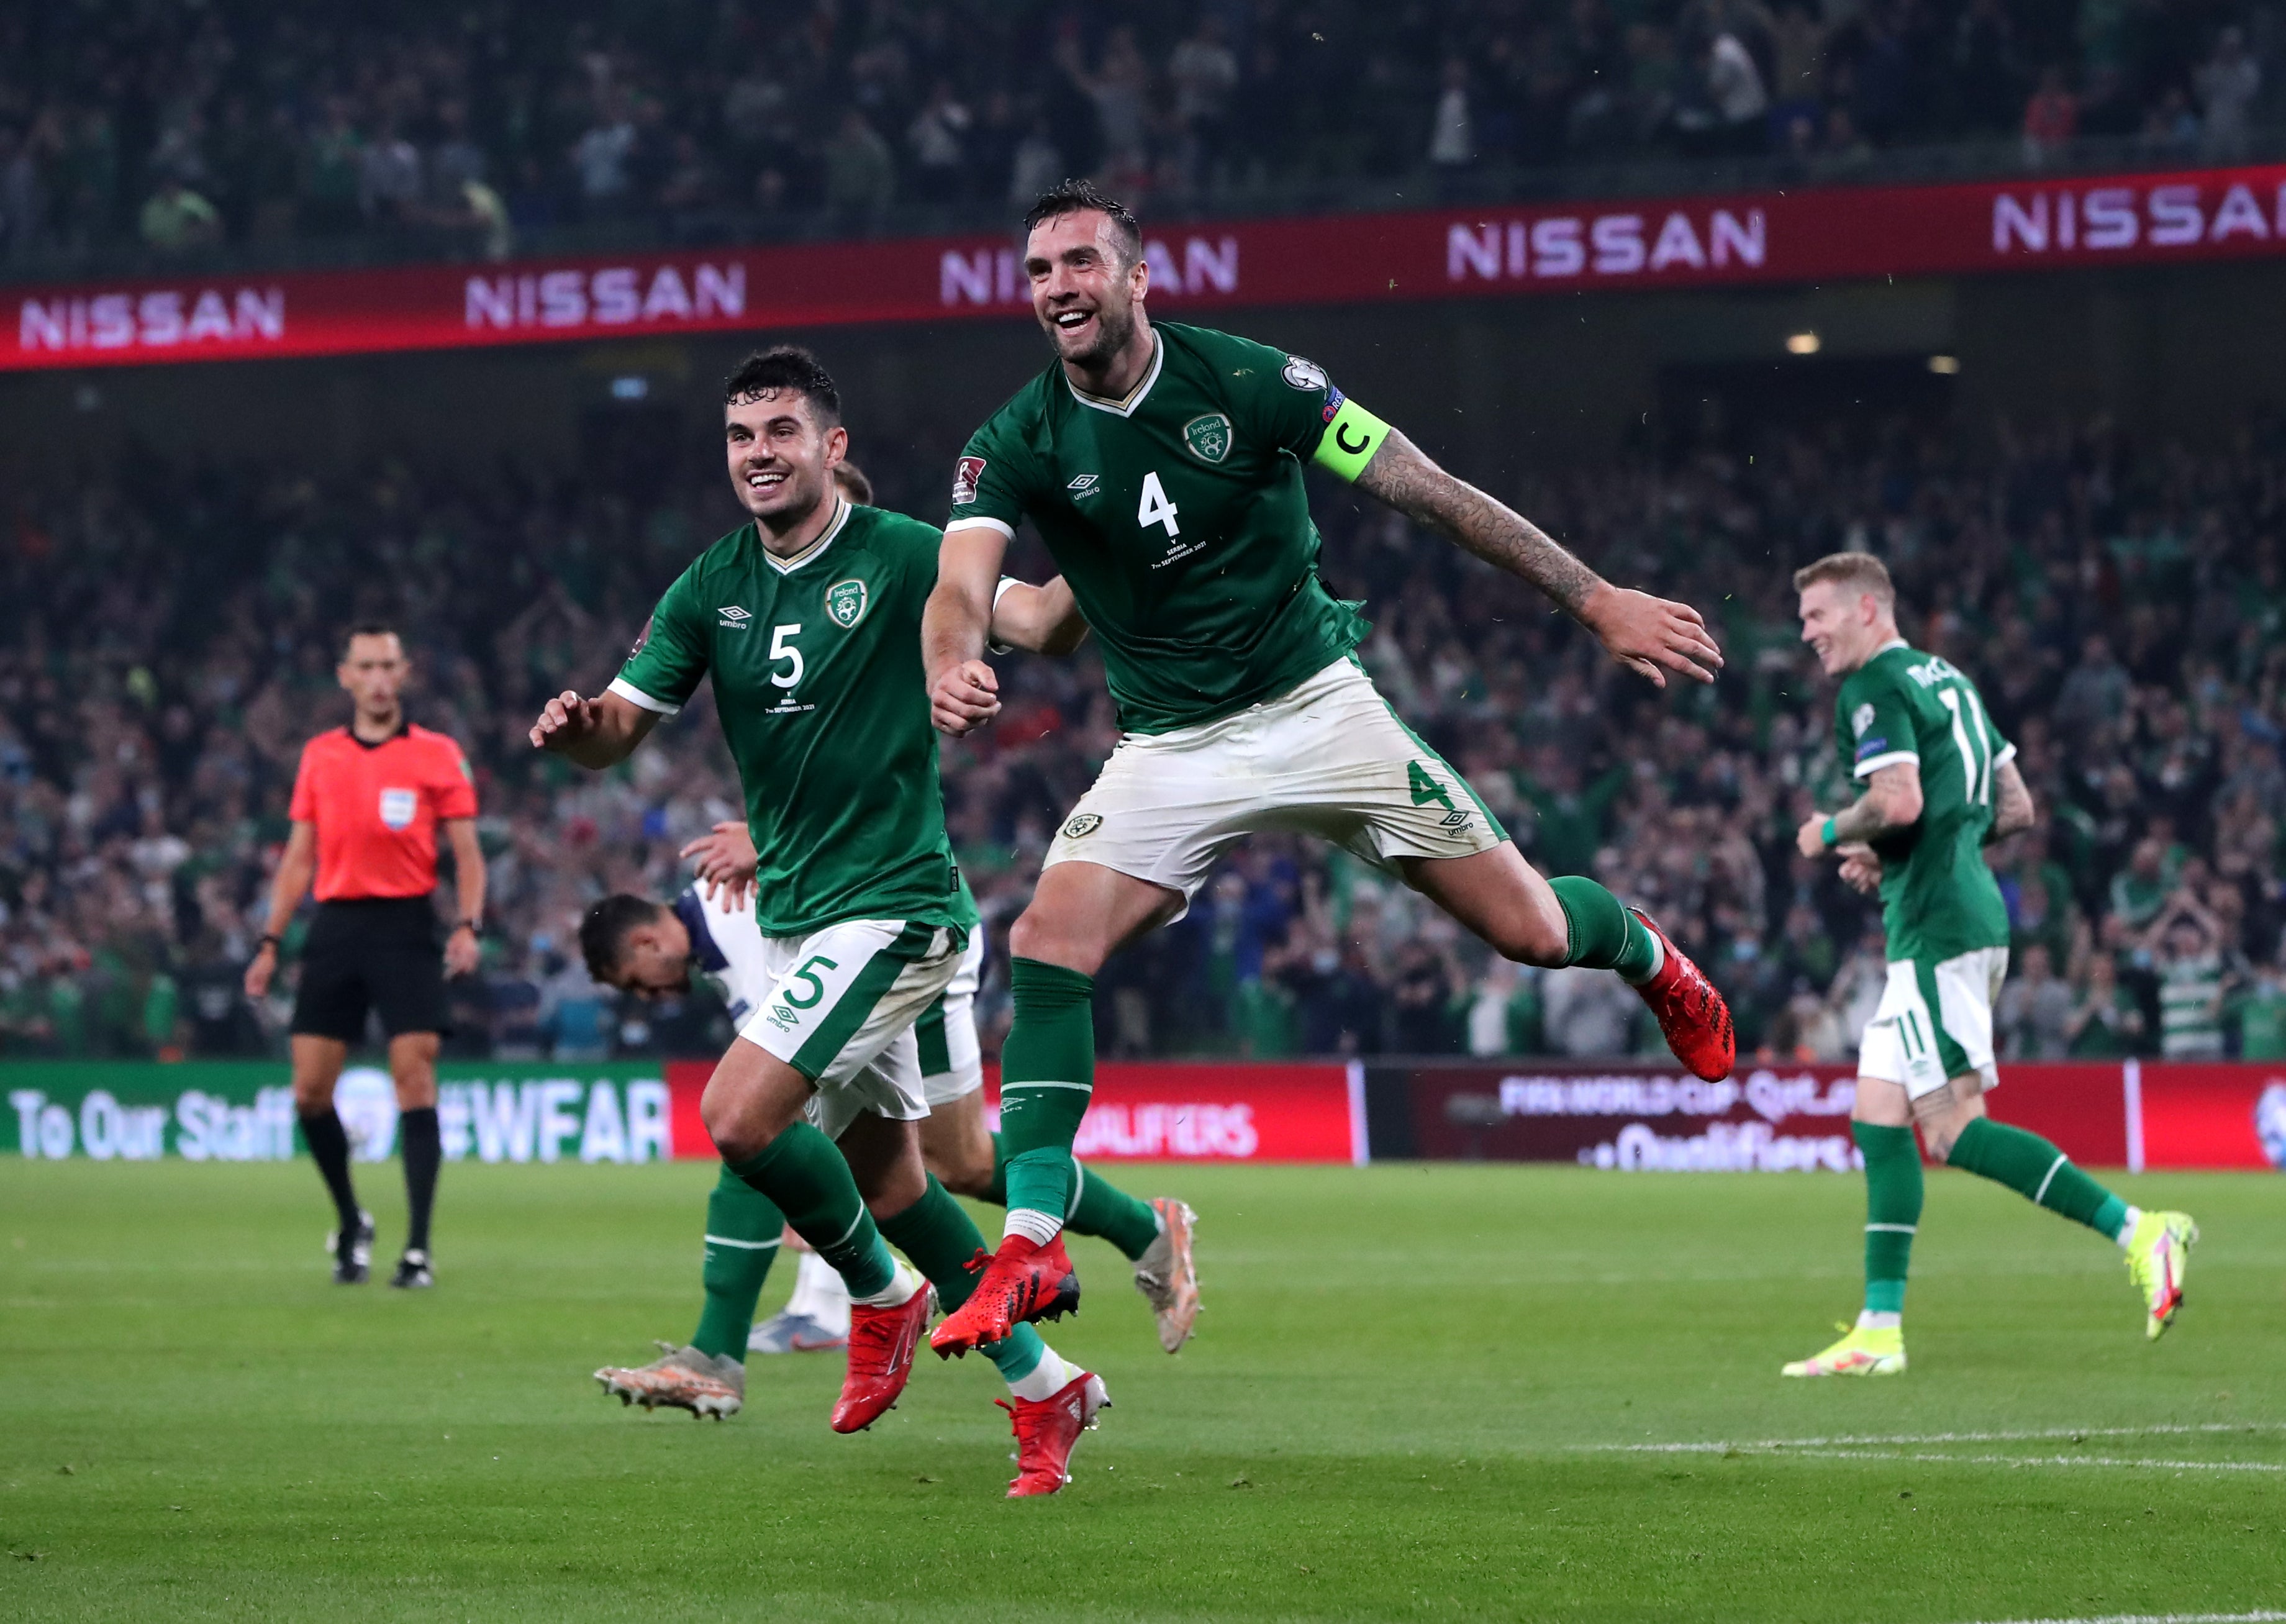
[12,162,2286,371]
[663,1059,1364,1164]
[2136,1061,2286,1172]
[1395,1061,2128,1170]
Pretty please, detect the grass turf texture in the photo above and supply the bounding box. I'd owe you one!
[1,1161,2280,1622]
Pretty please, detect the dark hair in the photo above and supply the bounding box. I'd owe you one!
[340,620,401,659]
[1023,179,1142,268]
[723,345,841,425]
[833,460,874,506]
[579,893,664,981]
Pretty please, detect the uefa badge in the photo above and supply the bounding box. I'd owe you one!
[825,579,868,629]
[1183,413,1233,465]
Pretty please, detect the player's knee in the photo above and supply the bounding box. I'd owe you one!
[864,1158,928,1218]
[291,1074,335,1112]
[932,1142,994,1198]
[1006,906,1087,971]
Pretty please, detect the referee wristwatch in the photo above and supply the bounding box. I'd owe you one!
[451,919,483,939]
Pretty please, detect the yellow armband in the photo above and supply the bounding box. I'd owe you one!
[1311,394,1392,482]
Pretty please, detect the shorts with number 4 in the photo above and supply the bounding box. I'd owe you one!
[738,919,968,1141]
[1043,657,1507,919]
[1857,946,2009,1100]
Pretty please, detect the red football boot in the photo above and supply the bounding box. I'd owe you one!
[927,1235,1080,1359]
[829,1275,933,1434]
[1626,906,1736,1082]
[1000,1370,1110,1497]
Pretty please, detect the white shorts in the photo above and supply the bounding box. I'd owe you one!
[917,930,986,1108]
[1857,947,2008,1100]
[1044,656,1506,917]
[737,918,966,1141]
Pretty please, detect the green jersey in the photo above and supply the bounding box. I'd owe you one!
[1834,641,2014,961]
[614,501,975,941]
[948,320,1377,734]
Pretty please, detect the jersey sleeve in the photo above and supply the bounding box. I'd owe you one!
[287,740,319,823]
[432,738,478,820]
[1208,329,1393,483]
[1836,668,1921,780]
[945,414,1033,539]
[610,566,709,717]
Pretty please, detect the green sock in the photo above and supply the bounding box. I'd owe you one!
[877,1175,1045,1384]
[1946,1117,2120,1236]
[999,958,1096,1232]
[692,1165,783,1362]
[983,1133,1010,1207]
[724,1123,896,1299]
[984,1131,1154,1261]
[1853,1122,1921,1317]
[1066,1161,1161,1261]
[1548,875,1660,983]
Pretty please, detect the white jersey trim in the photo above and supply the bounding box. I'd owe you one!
[1853,748,1920,779]
[1066,333,1164,418]
[947,516,1015,540]
[608,677,681,717]
[762,497,851,576]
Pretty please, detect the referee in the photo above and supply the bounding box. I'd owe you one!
[243,624,484,1289]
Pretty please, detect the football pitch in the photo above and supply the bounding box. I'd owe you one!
[2,1159,2279,1623]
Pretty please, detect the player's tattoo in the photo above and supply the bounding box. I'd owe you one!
[1354,429,1603,614]
[1830,763,1923,842]
[1984,757,2036,843]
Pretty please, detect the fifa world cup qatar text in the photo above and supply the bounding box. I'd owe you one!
[920,179,1738,1357]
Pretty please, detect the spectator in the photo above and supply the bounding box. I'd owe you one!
[1541,965,1641,1058]
[1467,959,1543,1057]
[2234,961,2286,1060]
[2065,951,2144,1057]
[1998,942,2074,1057]
[1167,17,1239,188]
[1008,116,1063,207]
[1702,32,1771,153]
[360,119,424,225]
[1427,58,1477,175]
[2108,837,2174,931]
[2142,891,2231,1059]
[822,107,894,234]
[138,176,223,253]
[907,81,971,186]
[2021,64,2078,167]
[570,95,638,215]
[2195,27,2262,162]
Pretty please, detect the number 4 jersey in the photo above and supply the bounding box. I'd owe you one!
[1835,640,2015,961]
[612,499,976,942]
[948,320,1388,735]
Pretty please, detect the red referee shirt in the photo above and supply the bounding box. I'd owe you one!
[288,723,479,902]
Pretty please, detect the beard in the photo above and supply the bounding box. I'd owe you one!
[1053,296,1136,370]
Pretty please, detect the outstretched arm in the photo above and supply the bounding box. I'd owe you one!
[925,523,1009,735]
[528,689,659,769]
[1351,429,1722,687]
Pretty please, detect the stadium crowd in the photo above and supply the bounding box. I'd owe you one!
[4,404,2285,1067]
[1,1,2280,274]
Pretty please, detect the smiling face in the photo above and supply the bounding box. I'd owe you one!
[1797,579,1889,677]
[724,388,845,528]
[1025,207,1150,373]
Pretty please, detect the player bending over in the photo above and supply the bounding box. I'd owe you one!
[922,180,1737,1354]
[583,826,1200,1420]
[1785,551,2195,1377]
[535,345,1113,1495]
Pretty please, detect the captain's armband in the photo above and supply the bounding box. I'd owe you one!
[1312,394,1393,482]
[987,576,1020,655]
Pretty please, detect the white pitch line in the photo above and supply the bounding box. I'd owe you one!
[1960,1612,2286,1624]
[1779,1449,2284,1474]
[1589,1422,2286,1454]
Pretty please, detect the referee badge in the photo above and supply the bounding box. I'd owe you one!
[825,578,868,629]
[379,787,418,829]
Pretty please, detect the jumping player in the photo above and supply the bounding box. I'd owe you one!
[1784,551,2196,1376]
[922,181,1737,1355]
[533,346,1108,1495]
[583,827,1200,1420]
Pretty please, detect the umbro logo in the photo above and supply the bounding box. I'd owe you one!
[718,606,752,628]
[1067,474,1100,497]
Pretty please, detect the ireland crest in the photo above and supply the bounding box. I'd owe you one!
[825,578,868,629]
[1183,413,1233,464]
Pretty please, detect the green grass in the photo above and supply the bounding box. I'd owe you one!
[1,1159,2280,1622]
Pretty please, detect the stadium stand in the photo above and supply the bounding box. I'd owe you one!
[4,411,2282,1064]
[1,2,2281,277]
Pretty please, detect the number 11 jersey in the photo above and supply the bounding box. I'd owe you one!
[612,499,974,941]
